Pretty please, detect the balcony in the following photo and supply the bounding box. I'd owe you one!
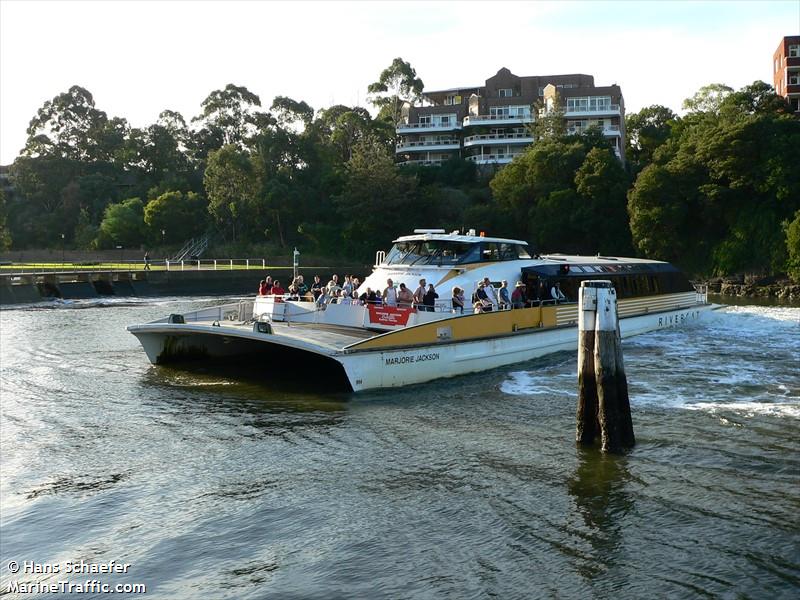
[396,121,461,134]
[463,113,534,127]
[397,158,449,167]
[566,125,622,137]
[462,132,534,147]
[395,139,460,153]
[465,152,525,165]
[562,104,621,118]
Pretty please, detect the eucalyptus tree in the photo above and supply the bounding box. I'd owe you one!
[367,58,424,125]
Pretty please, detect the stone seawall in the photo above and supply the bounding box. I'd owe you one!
[704,279,800,300]
[0,269,305,305]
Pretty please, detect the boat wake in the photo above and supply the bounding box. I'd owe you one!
[500,305,800,419]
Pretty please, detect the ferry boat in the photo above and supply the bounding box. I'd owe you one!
[128,229,718,392]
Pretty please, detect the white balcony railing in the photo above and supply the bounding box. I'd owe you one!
[396,121,462,133]
[566,125,621,136]
[463,113,534,126]
[398,158,448,167]
[462,132,533,146]
[396,139,460,151]
[465,153,525,164]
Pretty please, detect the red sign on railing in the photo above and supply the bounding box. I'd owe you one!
[367,305,414,326]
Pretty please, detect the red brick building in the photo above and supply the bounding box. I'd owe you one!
[773,35,800,114]
[395,68,625,167]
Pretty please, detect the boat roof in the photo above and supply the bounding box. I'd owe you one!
[394,232,529,245]
[538,253,668,265]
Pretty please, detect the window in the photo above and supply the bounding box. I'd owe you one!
[789,73,800,85]
[419,115,431,125]
[790,45,800,58]
[791,98,800,112]
[490,106,509,117]
[538,86,545,96]
[499,88,513,97]
[444,94,461,105]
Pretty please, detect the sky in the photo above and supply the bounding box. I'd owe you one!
[0,0,798,164]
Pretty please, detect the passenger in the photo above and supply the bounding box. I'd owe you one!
[311,275,323,300]
[342,275,354,299]
[271,280,285,297]
[287,284,299,301]
[452,286,465,314]
[511,281,526,309]
[498,280,510,310]
[326,274,341,297]
[382,278,398,307]
[412,278,427,309]
[263,276,273,295]
[258,279,269,296]
[482,277,499,310]
[422,283,438,312]
[537,279,548,304]
[296,275,309,297]
[339,291,353,306]
[397,282,414,308]
[551,281,566,303]
[476,281,492,312]
[473,300,485,314]
[360,287,379,305]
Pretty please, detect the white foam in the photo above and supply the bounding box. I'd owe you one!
[684,401,800,418]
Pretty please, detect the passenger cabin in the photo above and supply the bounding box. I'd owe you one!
[520,260,694,303]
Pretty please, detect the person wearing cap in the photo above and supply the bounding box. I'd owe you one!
[511,281,526,309]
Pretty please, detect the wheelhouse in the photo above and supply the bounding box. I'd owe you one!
[383,238,531,266]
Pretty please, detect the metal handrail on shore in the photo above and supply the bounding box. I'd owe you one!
[0,258,302,276]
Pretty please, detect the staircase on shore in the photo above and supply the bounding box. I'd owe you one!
[171,235,210,262]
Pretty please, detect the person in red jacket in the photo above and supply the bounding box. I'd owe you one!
[271,280,286,296]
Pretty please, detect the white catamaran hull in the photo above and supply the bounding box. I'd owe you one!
[129,302,718,392]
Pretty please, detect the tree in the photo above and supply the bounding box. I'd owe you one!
[367,58,424,125]
[335,136,417,257]
[144,191,208,243]
[0,188,11,250]
[625,105,677,172]
[682,83,733,114]
[98,197,146,247]
[784,210,800,282]
[271,96,314,129]
[192,84,266,149]
[203,145,259,242]
[23,85,127,162]
[628,81,800,275]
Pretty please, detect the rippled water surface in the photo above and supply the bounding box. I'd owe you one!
[1,297,799,598]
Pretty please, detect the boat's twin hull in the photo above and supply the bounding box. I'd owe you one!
[130,304,716,392]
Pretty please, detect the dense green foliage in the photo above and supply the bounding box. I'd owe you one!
[628,81,800,276]
[4,66,798,279]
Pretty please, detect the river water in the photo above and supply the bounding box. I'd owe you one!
[1,297,798,599]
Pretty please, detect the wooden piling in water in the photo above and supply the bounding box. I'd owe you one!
[577,280,635,453]
[576,282,600,445]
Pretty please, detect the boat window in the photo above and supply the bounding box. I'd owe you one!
[383,241,477,266]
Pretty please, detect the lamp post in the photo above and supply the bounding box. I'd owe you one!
[61,233,65,266]
[161,229,165,246]
[293,247,300,282]
[116,245,123,266]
